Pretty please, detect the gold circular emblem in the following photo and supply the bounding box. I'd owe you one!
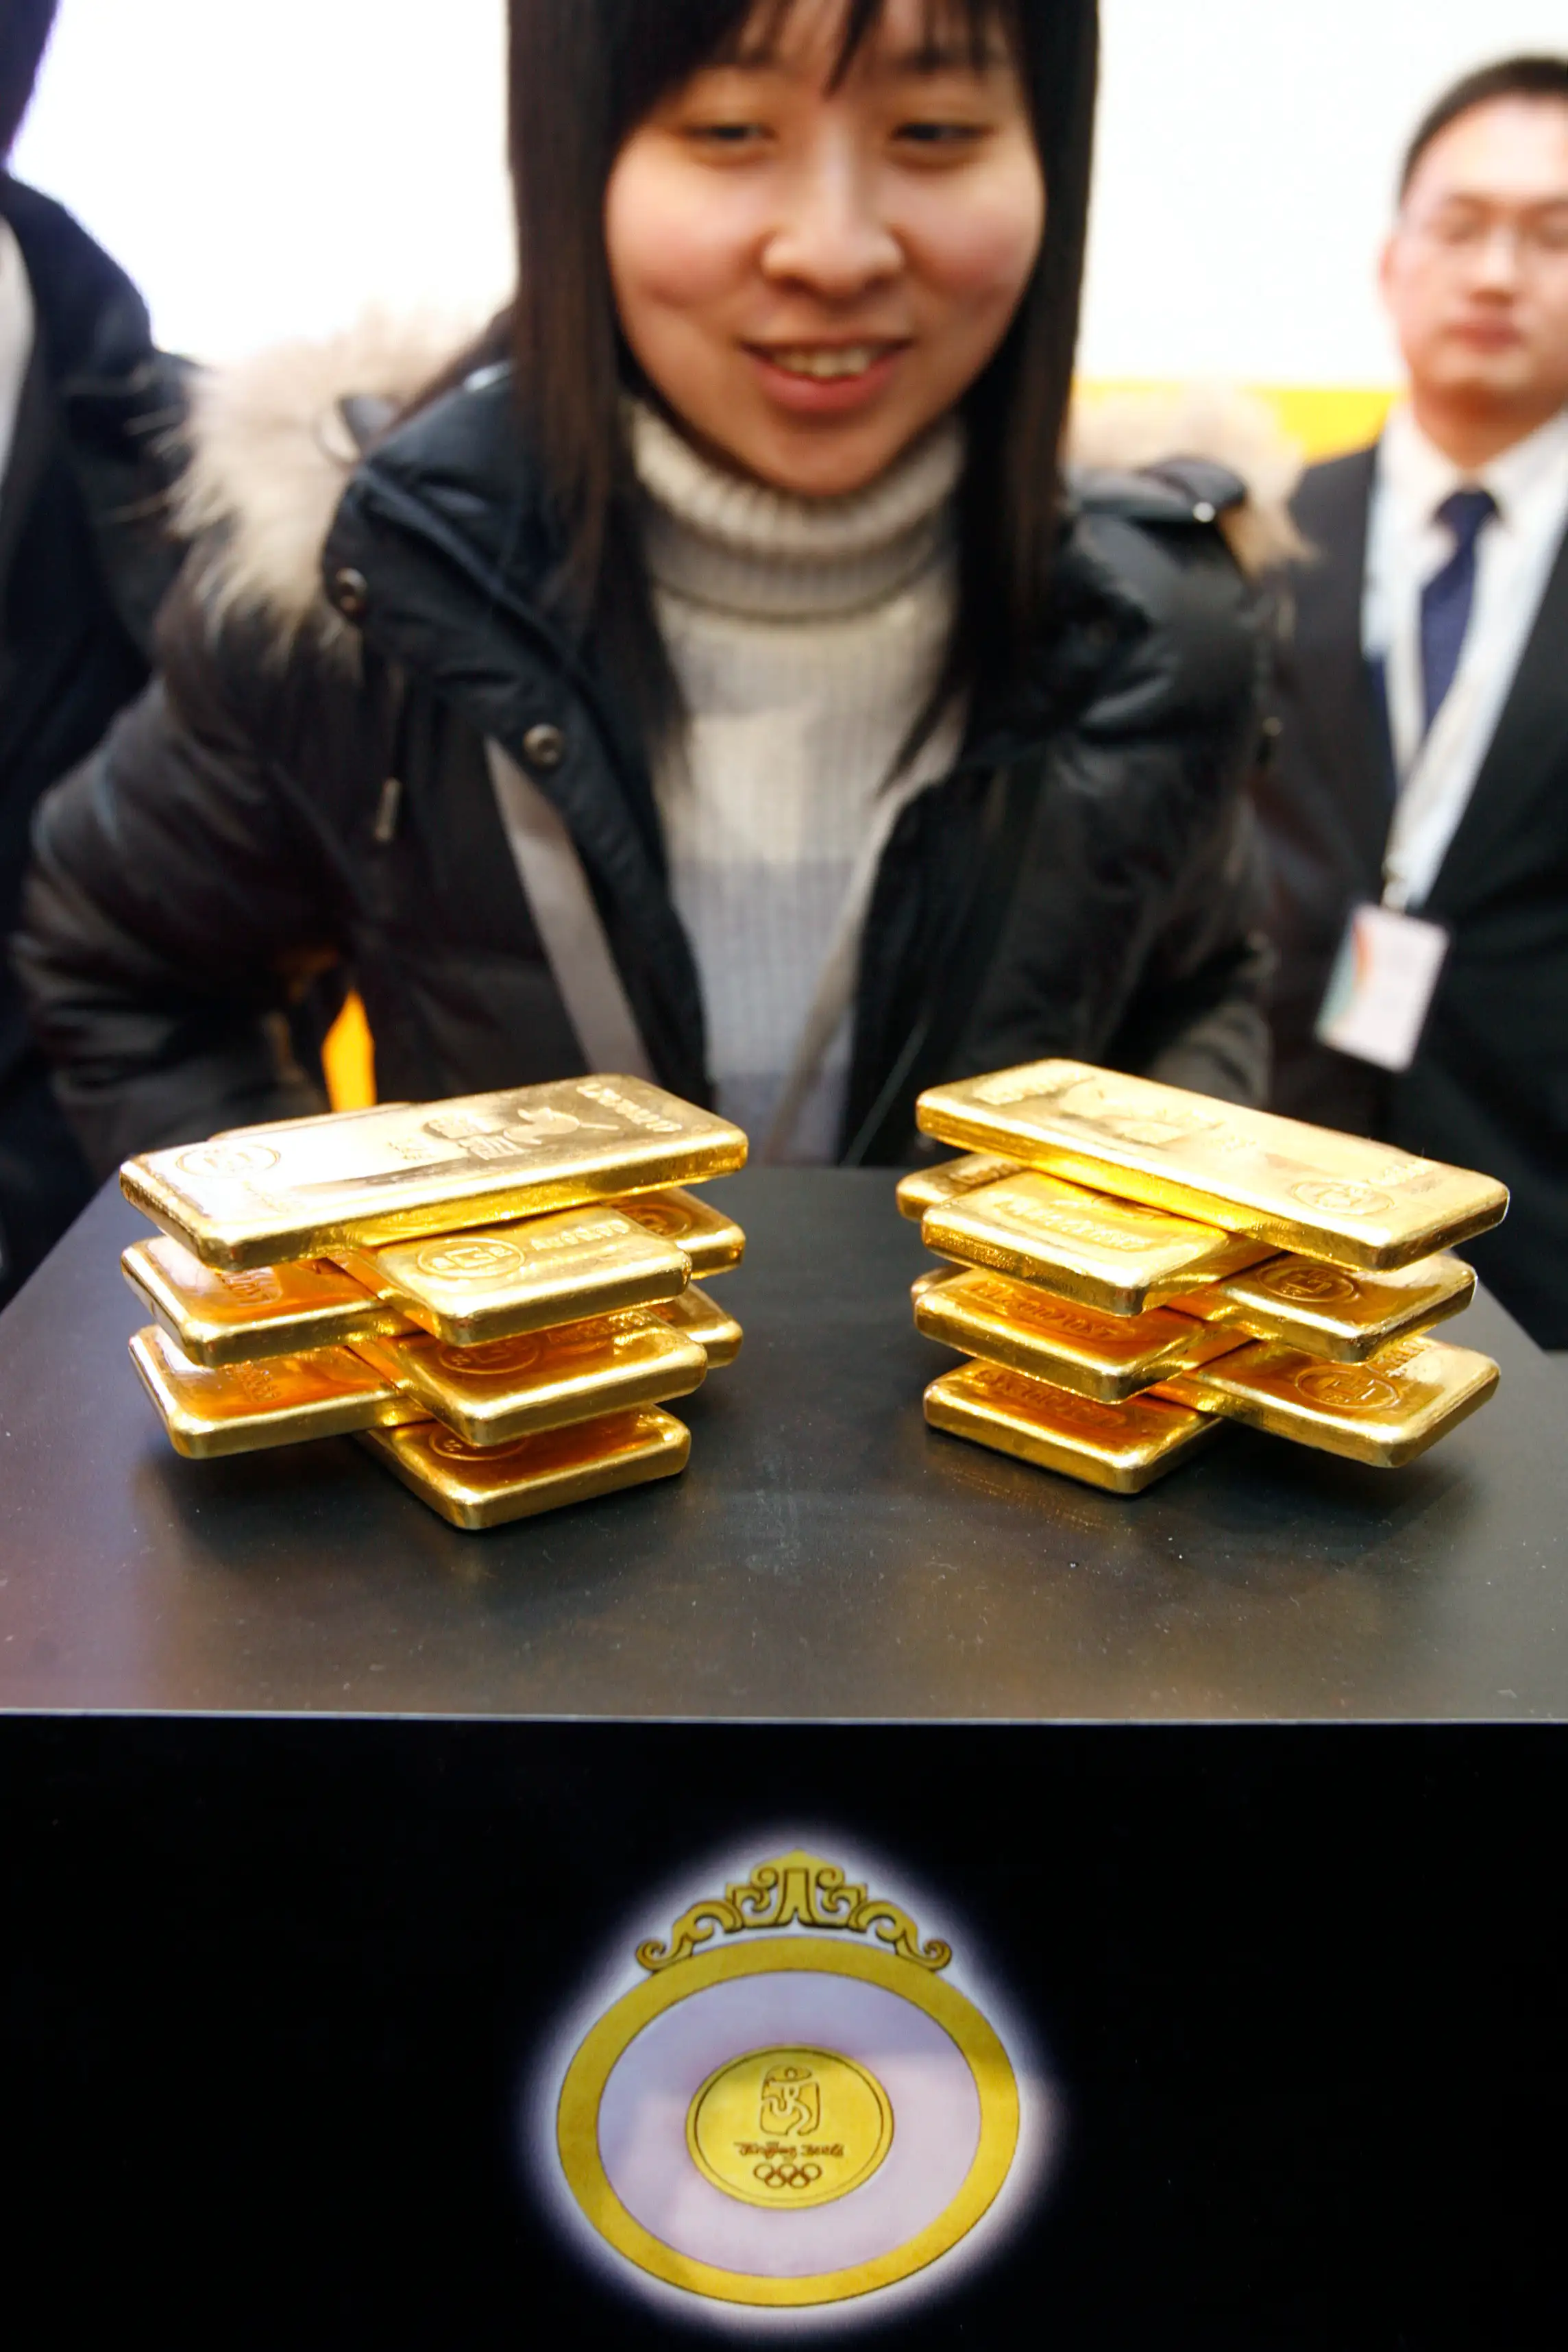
[426,1428,569,1469]
[434,1334,543,1377]
[685,2046,894,2210]
[1295,1364,1401,1412]
[414,1237,524,1281]
[426,1425,501,1462]
[623,1199,689,1239]
[1260,1262,1360,1306]
[176,1142,280,1179]
[1289,1179,1393,1218]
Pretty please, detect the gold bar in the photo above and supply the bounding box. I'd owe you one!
[923,1170,1272,1316]
[924,1359,1223,1495]
[123,1234,408,1368]
[614,1186,746,1275]
[333,1203,691,1348]
[217,1102,414,1135]
[918,1061,1508,1272]
[650,1282,744,1369]
[358,1408,691,1530]
[352,1311,706,1447]
[912,1266,1247,1402]
[896,1153,1022,1222]
[1155,1332,1499,1468]
[1171,1249,1476,1364]
[121,1078,747,1270]
[130,1325,417,1459]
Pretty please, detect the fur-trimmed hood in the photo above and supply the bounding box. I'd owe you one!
[175,313,475,647]
[177,315,1306,644]
[1068,382,1308,576]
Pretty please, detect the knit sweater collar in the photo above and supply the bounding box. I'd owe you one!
[630,399,964,621]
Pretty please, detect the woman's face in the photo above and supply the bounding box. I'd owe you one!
[604,0,1045,497]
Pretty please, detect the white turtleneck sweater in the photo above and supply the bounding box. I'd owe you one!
[630,403,964,1163]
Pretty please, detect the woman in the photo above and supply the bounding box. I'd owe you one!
[18,0,1277,1174]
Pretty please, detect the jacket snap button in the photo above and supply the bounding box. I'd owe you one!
[522,722,565,772]
[331,567,369,619]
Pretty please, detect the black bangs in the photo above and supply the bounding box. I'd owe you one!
[718,0,1021,81]
[608,0,1022,140]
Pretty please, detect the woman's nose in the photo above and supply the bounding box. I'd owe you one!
[760,139,903,297]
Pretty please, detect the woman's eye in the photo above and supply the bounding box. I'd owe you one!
[893,119,988,149]
[685,121,768,149]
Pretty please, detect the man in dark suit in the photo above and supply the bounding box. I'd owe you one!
[0,1,186,1303]
[1259,55,1568,1349]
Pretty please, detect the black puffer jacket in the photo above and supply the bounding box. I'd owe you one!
[0,177,187,1293]
[16,352,1273,1173]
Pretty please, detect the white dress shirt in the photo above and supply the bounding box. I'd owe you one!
[1362,401,1568,910]
[0,215,36,490]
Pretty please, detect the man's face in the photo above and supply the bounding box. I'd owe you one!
[1381,97,1568,434]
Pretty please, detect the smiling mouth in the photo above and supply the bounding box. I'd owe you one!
[753,343,903,381]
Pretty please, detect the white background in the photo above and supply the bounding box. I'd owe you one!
[12,0,1568,379]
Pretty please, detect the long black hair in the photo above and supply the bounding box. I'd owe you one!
[504,0,1099,746]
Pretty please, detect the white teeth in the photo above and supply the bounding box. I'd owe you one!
[769,345,882,380]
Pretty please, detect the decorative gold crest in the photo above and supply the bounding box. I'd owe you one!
[636,1847,951,1972]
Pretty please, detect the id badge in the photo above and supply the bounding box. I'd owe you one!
[1314,903,1451,1073]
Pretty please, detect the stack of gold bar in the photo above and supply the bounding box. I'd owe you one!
[900,1060,1509,1495]
[119,1079,748,1528]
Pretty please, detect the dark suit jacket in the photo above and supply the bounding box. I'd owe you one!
[1257,443,1568,1347]
[0,177,186,1303]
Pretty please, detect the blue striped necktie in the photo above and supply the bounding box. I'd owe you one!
[1420,486,1497,735]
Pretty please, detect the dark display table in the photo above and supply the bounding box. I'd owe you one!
[1,1171,1563,1720]
[2,1173,1563,2342]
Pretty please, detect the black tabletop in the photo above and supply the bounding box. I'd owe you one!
[0,1170,1562,1722]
